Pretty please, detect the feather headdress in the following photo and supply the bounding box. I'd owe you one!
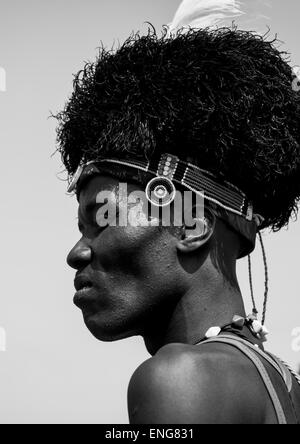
[168,0,244,34]
[167,0,270,35]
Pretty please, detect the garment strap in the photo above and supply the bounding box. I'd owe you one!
[214,335,296,393]
[204,334,288,385]
[266,352,293,393]
[268,353,300,389]
[199,335,287,424]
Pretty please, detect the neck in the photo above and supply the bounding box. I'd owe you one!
[143,266,246,356]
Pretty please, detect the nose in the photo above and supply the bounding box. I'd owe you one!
[67,238,92,270]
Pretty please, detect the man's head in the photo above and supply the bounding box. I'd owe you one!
[57,27,300,342]
[67,172,242,342]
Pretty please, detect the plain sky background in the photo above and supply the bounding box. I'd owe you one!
[0,0,299,424]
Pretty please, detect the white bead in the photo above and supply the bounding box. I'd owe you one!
[205,327,221,339]
[260,326,269,342]
[252,320,263,334]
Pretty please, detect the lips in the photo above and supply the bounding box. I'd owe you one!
[73,274,96,310]
[74,274,93,292]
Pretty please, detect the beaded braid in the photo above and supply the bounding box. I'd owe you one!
[258,232,269,326]
[248,254,258,317]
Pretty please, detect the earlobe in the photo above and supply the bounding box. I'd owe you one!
[177,209,215,254]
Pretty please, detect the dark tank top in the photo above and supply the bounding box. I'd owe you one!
[197,334,300,424]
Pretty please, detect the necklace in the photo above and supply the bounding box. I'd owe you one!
[193,313,269,346]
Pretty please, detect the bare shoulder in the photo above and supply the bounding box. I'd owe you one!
[128,342,269,424]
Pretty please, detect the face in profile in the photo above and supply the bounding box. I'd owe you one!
[67,175,186,342]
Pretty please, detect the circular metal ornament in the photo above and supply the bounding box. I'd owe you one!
[145,177,176,207]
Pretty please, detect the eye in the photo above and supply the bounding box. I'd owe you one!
[95,204,121,228]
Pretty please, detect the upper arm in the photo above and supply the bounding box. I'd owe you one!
[127,344,266,424]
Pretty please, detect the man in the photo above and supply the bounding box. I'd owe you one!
[56,26,300,423]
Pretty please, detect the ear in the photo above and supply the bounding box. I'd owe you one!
[176,207,216,254]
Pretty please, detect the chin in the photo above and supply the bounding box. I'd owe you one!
[83,312,139,342]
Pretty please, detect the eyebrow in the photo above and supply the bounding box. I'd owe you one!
[80,197,103,214]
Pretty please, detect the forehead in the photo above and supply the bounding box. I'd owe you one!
[78,174,144,208]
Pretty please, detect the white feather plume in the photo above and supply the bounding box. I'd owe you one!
[168,0,244,35]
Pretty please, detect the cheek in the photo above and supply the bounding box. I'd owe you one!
[92,226,175,279]
[90,227,185,323]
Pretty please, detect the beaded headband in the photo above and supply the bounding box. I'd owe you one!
[67,153,263,225]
